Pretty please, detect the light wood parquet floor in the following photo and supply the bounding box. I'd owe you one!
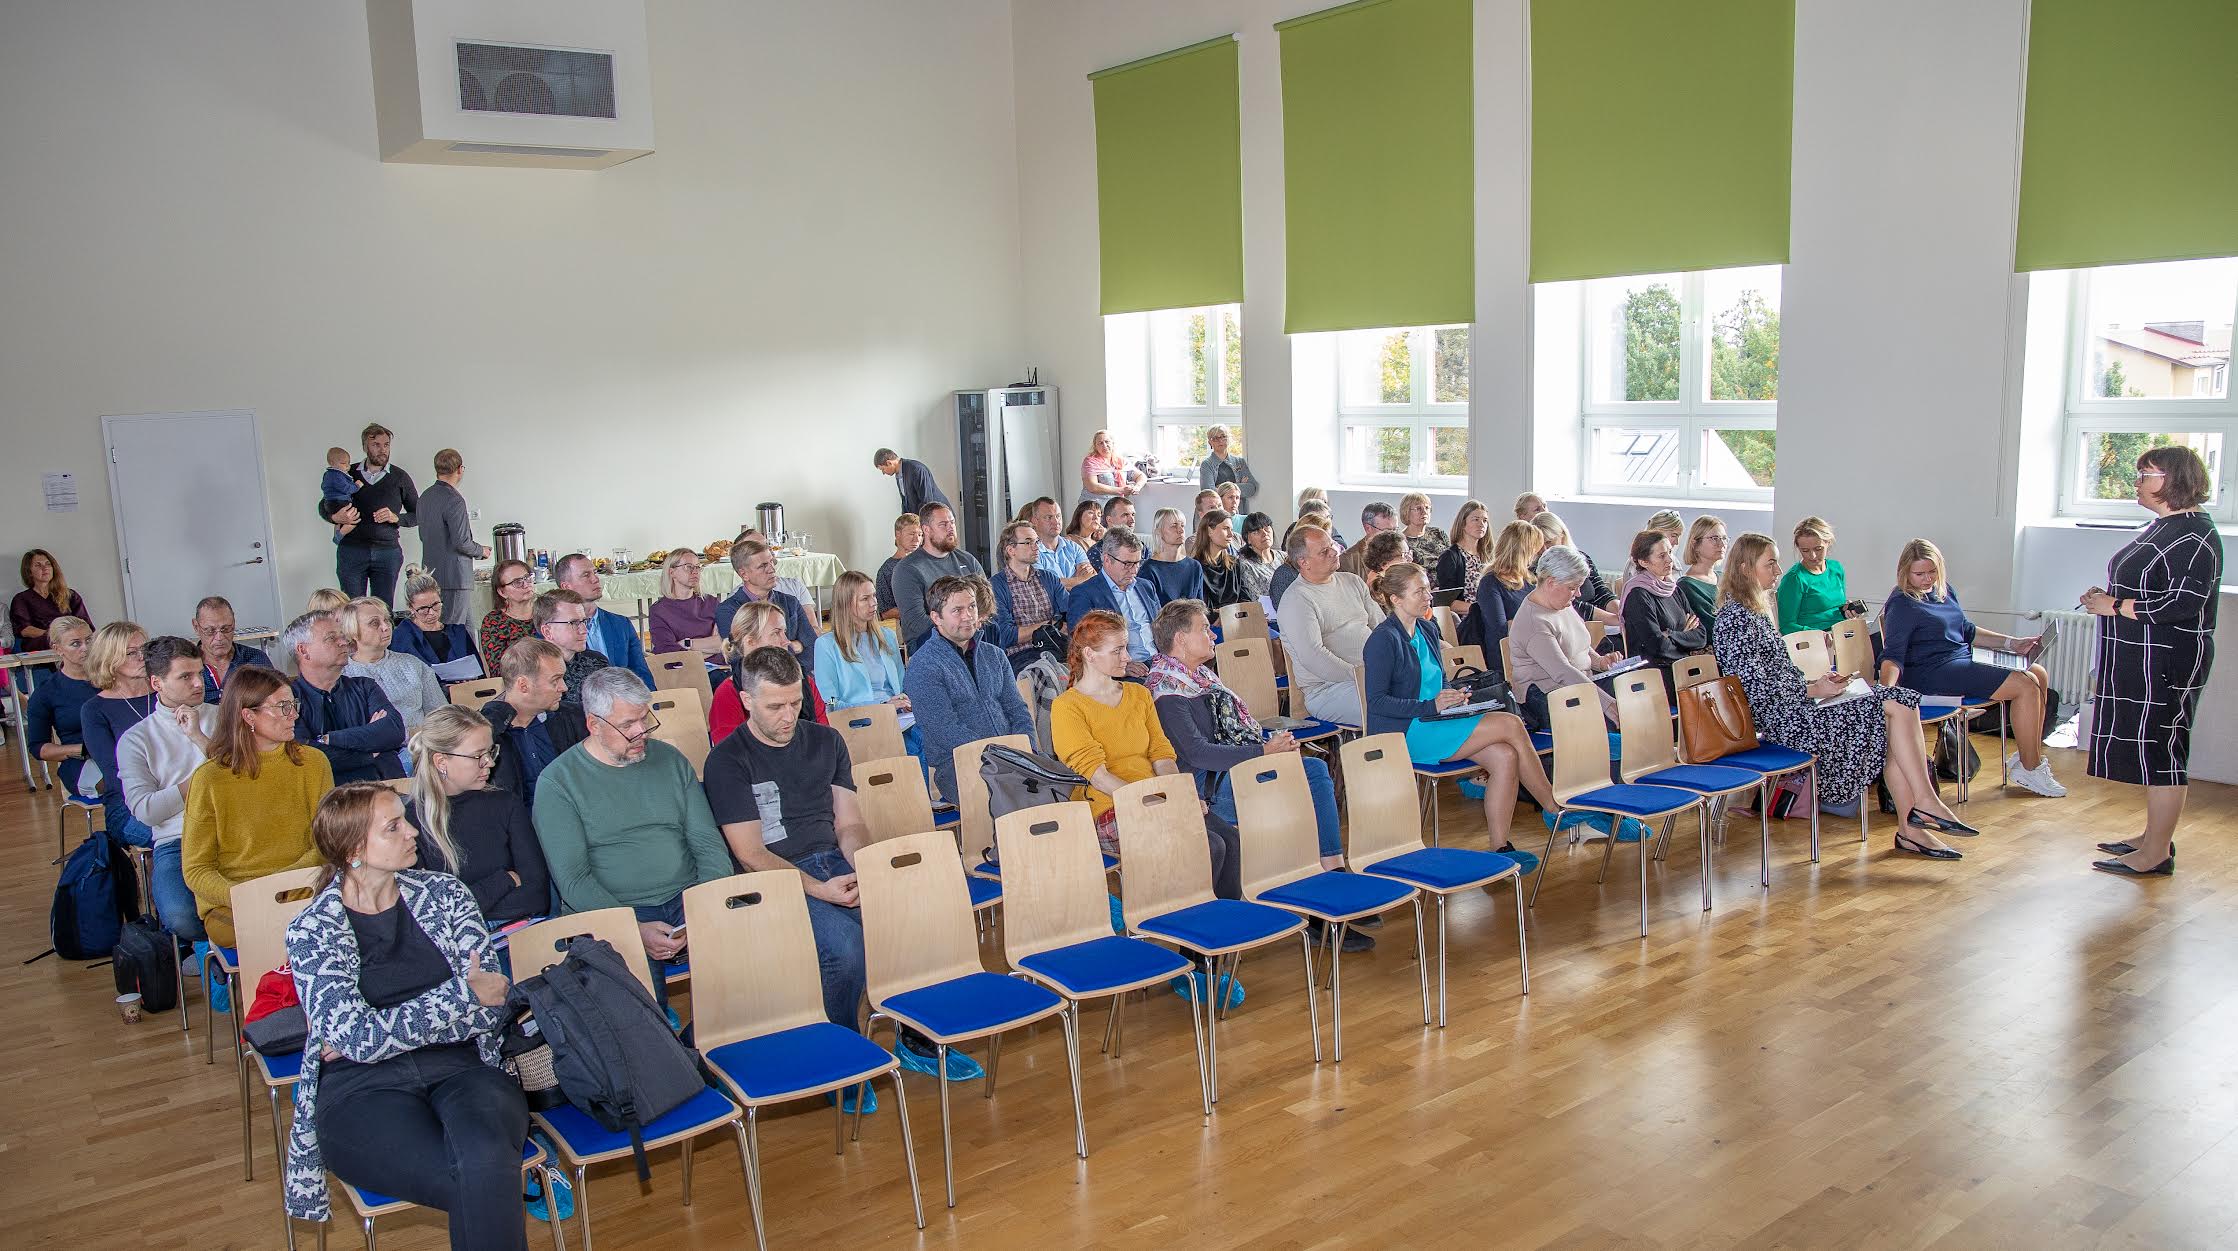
[5,733,2236,1250]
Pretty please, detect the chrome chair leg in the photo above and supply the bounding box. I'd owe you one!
[741,1110,765,1251]
[1329,922,1347,1062]
[1434,895,1449,1027]
[1183,968,1211,1119]
[572,1164,591,1251]
[1410,899,1429,1027]
[1297,932,1323,1065]
[935,1043,956,1208]
[1806,765,1822,862]
[543,1161,570,1251]
[985,1032,1004,1096]
[1199,953,1222,1103]
[1759,781,1773,887]
[1510,876,1530,995]
[1060,1009,1087,1159]
[678,1128,694,1206]
[1699,807,1713,912]
[1528,821,1560,908]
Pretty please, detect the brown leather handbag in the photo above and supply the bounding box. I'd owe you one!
[1676,675,1759,763]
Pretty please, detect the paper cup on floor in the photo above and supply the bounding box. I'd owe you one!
[117,992,143,1024]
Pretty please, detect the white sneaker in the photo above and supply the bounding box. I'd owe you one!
[2011,758,2067,798]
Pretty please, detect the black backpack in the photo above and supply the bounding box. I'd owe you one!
[111,919,179,1013]
[41,831,136,962]
[507,936,710,1179]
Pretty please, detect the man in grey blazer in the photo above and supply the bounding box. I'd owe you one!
[418,448,490,625]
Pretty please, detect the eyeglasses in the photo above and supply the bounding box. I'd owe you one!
[497,576,532,591]
[438,745,502,765]
[593,712,661,742]
[1105,556,1142,570]
[2137,469,2168,479]
[546,617,590,630]
[408,601,443,616]
[253,698,300,717]
[196,624,235,638]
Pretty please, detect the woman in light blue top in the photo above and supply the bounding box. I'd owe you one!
[812,570,920,758]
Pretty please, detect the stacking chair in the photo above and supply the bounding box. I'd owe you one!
[1014,676,1048,753]
[952,733,1030,881]
[853,756,993,912]
[1671,653,1719,692]
[1608,670,1767,910]
[228,865,323,1250]
[647,649,715,708]
[321,1141,565,1251]
[1215,638,1340,745]
[682,872,924,1250]
[1229,751,1420,1061]
[1440,644,1488,679]
[857,831,1082,1208]
[1114,775,1316,1102]
[645,687,710,777]
[508,910,749,1251]
[996,803,1206,1119]
[1537,682,1703,937]
[1783,629,1832,679]
[59,790,101,863]
[447,676,505,707]
[1430,604,1460,646]
[1339,735,1527,1027]
[1672,675,1821,878]
[1216,600,1270,642]
[833,700,907,764]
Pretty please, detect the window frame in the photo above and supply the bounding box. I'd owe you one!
[1334,323,1471,490]
[1145,304,1244,473]
[1577,269,1779,502]
[2057,267,2238,522]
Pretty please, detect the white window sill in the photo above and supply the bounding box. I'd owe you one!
[1547,493,1775,516]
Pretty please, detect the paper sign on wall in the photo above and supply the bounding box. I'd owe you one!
[42,471,77,513]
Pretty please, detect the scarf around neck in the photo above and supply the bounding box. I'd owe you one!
[1146,653,1262,743]
[1617,565,1678,612]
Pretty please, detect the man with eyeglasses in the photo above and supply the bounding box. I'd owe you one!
[992,519,1069,672]
[192,595,271,702]
[893,502,986,651]
[1066,527,1163,676]
[903,575,1034,804]
[282,608,406,782]
[533,589,610,710]
[533,668,730,1007]
[480,638,579,806]
[554,553,653,686]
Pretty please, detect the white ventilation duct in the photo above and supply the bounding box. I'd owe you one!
[367,0,653,169]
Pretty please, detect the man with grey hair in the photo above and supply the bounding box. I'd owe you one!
[533,667,731,1004]
[283,608,405,782]
[1277,525,1382,725]
[1066,526,1163,671]
[1340,502,1400,580]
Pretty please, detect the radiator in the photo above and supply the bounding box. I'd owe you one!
[2031,609,2098,703]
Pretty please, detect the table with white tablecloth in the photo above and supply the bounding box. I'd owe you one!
[467,551,849,623]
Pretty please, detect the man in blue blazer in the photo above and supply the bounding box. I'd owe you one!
[554,553,654,687]
[1067,527,1163,677]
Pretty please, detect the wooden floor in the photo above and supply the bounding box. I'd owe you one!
[8,734,2238,1250]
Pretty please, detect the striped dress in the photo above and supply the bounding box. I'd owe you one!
[2086,511,2222,787]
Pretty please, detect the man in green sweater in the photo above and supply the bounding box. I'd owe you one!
[532,667,731,1003]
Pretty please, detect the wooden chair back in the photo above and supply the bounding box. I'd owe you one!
[379,777,413,794]
[1441,644,1487,680]
[1348,663,1368,726]
[1430,604,1460,646]
[680,872,827,1051]
[994,802,1112,965]
[1587,619,1610,650]
[1226,750,1323,898]
[1013,677,1046,752]
[1610,668,1681,782]
[646,686,711,777]
[230,867,325,991]
[448,677,505,708]
[1214,639,1281,723]
[856,830,986,1002]
[1337,734,1427,869]
[832,701,906,765]
[1672,652,1719,692]
[1217,600,1270,641]
[1546,681,1617,805]
[1829,618,1872,678]
[1112,775,1218,929]
[507,908,655,995]
[852,755,938,844]
[647,650,715,707]
[1783,630,1832,679]
[1499,637,1515,681]
[952,734,1031,869]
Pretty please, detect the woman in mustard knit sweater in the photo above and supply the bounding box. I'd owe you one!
[182,665,332,946]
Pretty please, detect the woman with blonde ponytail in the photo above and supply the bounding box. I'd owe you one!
[405,705,549,924]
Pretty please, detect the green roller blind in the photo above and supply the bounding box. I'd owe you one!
[1278,0,1473,334]
[1529,0,1794,283]
[1090,37,1244,316]
[2015,0,2238,271]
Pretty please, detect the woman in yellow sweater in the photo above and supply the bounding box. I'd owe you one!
[182,665,331,946]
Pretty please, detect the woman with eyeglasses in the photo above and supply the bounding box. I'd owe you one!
[404,706,548,924]
[79,620,158,848]
[341,596,446,732]
[390,574,482,680]
[181,666,331,947]
[477,558,539,672]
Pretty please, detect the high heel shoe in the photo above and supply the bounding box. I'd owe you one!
[1893,832,1962,860]
[2095,840,2174,857]
[1907,809,1980,837]
[2092,856,2174,877]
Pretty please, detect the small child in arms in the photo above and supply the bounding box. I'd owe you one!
[321,446,357,541]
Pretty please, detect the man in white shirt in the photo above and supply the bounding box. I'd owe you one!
[117,635,223,947]
[1276,527,1382,725]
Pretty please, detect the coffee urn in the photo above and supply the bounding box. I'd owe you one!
[755,502,785,540]
[492,523,528,567]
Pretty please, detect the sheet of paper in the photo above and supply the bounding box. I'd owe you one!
[42,471,77,512]
[430,654,487,682]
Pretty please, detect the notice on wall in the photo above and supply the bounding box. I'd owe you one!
[42,471,77,513]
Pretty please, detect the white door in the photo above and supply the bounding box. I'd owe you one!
[103,410,284,635]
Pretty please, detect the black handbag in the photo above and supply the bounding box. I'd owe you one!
[1444,663,1513,712]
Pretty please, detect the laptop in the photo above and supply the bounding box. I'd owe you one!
[1430,586,1466,608]
[1973,617,2055,672]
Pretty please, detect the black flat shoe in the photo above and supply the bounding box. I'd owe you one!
[2092,857,2174,877]
[1893,832,1962,860]
[2095,840,2174,857]
[1908,809,1980,837]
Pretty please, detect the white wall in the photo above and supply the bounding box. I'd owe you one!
[0,0,1022,622]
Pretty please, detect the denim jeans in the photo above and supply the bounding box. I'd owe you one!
[793,847,867,1029]
[630,896,688,1011]
[337,543,404,606]
[150,840,205,941]
[1211,753,1341,860]
[317,1045,530,1251]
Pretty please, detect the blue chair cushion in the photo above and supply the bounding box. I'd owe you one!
[1413,758,1479,778]
[705,1022,893,1101]
[975,853,1119,879]
[1716,744,1813,774]
[1291,719,1344,742]
[349,1141,542,1210]
[1258,870,1416,921]
[213,945,239,969]
[254,1048,303,1082]
[966,876,1002,908]
[1529,730,1553,754]
[1637,764,1764,794]
[933,809,960,830]
[1567,783,1701,818]
[539,1084,738,1159]
[879,971,1062,1042]
[1017,935,1191,997]
[1135,899,1302,952]
[1363,846,1517,892]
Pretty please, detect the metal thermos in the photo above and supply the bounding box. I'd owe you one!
[755,502,785,539]
[492,523,528,567]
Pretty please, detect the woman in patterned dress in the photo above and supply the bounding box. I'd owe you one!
[2084,445,2222,877]
[1712,533,1969,859]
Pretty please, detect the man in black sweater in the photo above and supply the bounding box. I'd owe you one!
[321,422,419,605]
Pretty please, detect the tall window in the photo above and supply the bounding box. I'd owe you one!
[2057,257,2236,520]
[1579,266,1780,499]
[1147,304,1243,470]
[1336,325,1470,487]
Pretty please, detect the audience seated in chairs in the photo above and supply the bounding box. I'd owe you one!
[715,537,819,657]
[1189,509,1252,610]
[1433,500,1494,645]
[1529,512,1621,632]
[904,575,1034,805]
[340,595,446,732]
[181,665,330,947]
[1471,521,1545,674]
[1060,500,1104,562]
[1365,563,1561,858]
[80,620,157,848]
[1513,491,1546,522]
[816,570,918,755]
[285,608,406,783]
[194,595,273,701]
[118,635,222,943]
[1618,529,1709,692]
[648,547,723,658]
[714,600,829,746]
[1339,502,1399,580]
[479,558,540,673]
[1879,537,2065,798]
[892,503,986,652]
[533,590,609,710]
[1067,527,1163,675]
[392,574,482,680]
[1679,515,1726,646]
[1267,516,1324,609]
[1777,516,1857,636]
[1645,509,1685,550]
[405,705,551,926]
[1086,495,1137,573]
[1398,492,1450,568]
[1507,545,1621,727]
[1217,479,1243,521]
[280,782,529,1250]
[481,638,579,808]
[1234,511,1279,602]
[1144,507,1207,605]
[875,512,923,624]
[1276,525,1381,726]
[991,521,1071,674]
[1026,495,1096,589]
[553,553,654,686]
[24,613,95,795]
[531,667,731,1005]
[1714,533,1971,861]
[1148,599,1335,885]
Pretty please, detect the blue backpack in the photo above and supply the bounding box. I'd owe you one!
[46,831,138,962]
